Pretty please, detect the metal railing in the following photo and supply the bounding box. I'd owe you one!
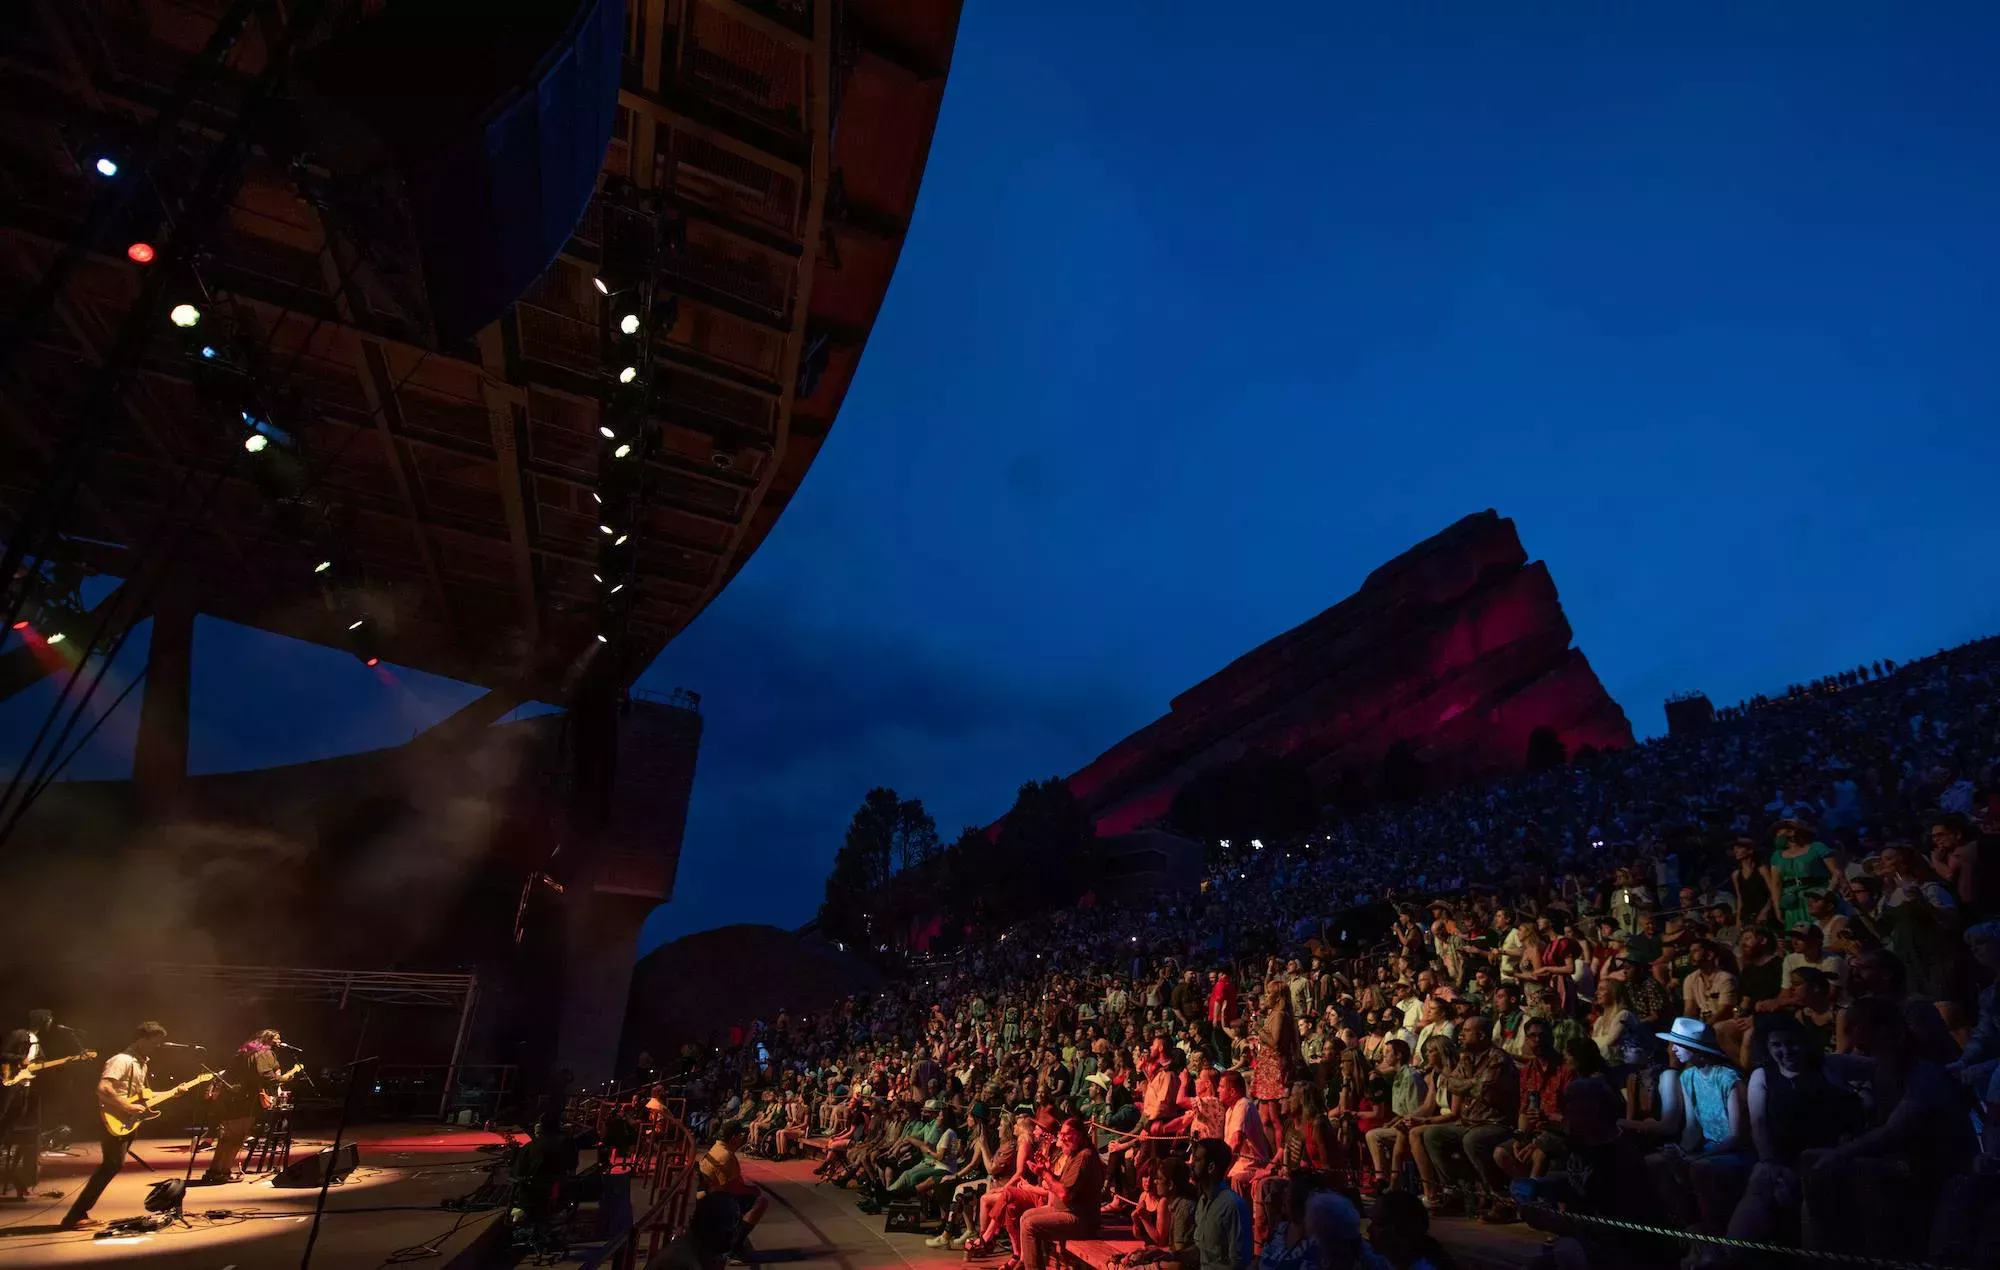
[563,1085,700,1270]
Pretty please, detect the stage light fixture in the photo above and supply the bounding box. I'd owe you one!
[618,313,639,335]
[200,345,217,359]
[614,533,629,546]
[613,443,632,459]
[610,582,625,593]
[591,572,602,583]
[47,632,68,646]
[599,425,616,439]
[314,560,332,574]
[169,303,201,328]
[126,241,155,264]
[348,618,365,631]
[594,277,610,295]
[243,433,269,453]
[598,523,614,535]
[591,492,601,503]
[10,620,28,631]
[596,633,609,644]
[95,156,119,177]
[618,366,637,384]
[365,657,380,668]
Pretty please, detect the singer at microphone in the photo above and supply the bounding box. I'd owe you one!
[204,1029,290,1185]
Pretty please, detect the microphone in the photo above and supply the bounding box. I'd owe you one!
[160,1042,206,1050]
[274,1041,305,1052]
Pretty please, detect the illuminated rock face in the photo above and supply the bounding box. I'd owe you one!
[1069,511,1634,834]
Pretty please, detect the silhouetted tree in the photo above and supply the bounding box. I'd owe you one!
[816,788,939,952]
[1526,726,1567,773]
[992,778,1100,917]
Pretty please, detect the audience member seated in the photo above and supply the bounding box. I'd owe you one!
[696,1121,768,1262]
[1646,1018,1750,1239]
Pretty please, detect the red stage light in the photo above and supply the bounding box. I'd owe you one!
[126,241,155,264]
[365,657,380,667]
[9,621,27,631]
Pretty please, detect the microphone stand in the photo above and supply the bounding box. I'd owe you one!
[166,1052,232,1229]
[300,1009,372,1270]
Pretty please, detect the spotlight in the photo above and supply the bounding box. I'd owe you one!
[47,632,68,646]
[95,156,119,177]
[10,620,28,631]
[613,443,632,459]
[593,277,610,295]
[200,345,217,359]
[591,492,601,503]
[618,313,639,335]
[599,425,616,439]
[347,618,365,631]
[243,433,269,453]
[595,633,608,644]
[614,533,629,546]
[598,524,614,535]
[126,241,155,264]
[169,303,201,328]
[618,366,637,384]
[365,657,380,668]
[591,573,602,583]
[314,560,332,574]
[610,582,625,593]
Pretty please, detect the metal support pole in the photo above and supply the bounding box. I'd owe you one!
[437,973,478,1121]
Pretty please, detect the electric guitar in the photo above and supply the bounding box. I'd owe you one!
[260,1064,304,1110]
[101,1072,217,1138]
[1,1049,97,1087]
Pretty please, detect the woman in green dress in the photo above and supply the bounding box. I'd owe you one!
[1769,820,1841,932]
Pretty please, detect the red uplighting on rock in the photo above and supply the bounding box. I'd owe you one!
[126,241,155,264]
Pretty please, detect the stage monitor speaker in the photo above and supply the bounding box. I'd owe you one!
[271,1143,361,1188]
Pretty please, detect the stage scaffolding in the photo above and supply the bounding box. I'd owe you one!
[119,964,480,1118]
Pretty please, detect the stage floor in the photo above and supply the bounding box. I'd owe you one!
[732,1158,1546,1270]
[0,1123,509,1269]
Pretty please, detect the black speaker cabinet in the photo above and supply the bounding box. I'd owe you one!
[271,1143,361,1188]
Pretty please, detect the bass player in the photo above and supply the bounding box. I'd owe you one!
[203,1029,297,1183]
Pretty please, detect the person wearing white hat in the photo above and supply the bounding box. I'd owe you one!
[1649,1017,1750,1238]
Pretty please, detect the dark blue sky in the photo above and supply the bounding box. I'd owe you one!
[7,2,1999,953]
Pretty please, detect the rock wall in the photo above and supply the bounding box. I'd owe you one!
[1072,511,1633,834]
[622,925,884,1059]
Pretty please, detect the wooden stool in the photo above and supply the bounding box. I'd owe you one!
[242,1108,293,1174]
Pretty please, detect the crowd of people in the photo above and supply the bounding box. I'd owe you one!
[654,634,2000,1270]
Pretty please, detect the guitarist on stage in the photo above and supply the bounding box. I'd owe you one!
[203,1028,290,1184]
[61,1021,169,1231]
[0,1009,56,1198]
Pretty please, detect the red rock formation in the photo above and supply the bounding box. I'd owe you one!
[1072,511,1633,834]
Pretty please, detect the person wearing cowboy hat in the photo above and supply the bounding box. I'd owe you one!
[1648,1017,1750,1238]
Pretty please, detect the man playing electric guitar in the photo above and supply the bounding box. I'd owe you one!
[1,1009,96,1198]
[62,1022,173,1230]
[204,1028,300,1183]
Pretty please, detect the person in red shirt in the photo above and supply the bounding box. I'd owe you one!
[1009,1117,1105,1270]
[1485,1017,1573,1223]
[1208,971,1239,1031]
